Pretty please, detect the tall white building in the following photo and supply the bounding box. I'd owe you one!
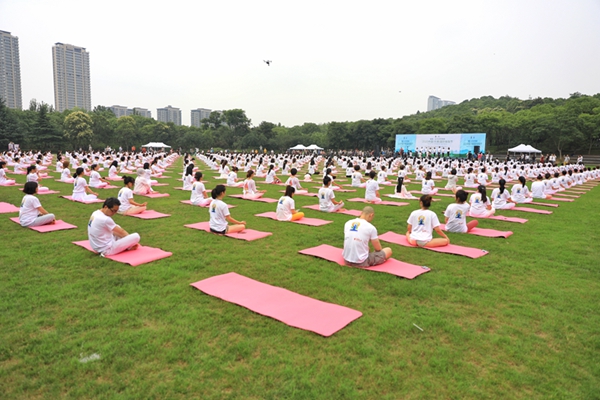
[132,107,151,118]
[190,108,212,127]
[427,95,456,111]
[52,43,91,112]
[0,30,22,109]
[157,105,181,125]
[110,105,128,118]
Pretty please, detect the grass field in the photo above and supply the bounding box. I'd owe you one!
[1,158,599,399]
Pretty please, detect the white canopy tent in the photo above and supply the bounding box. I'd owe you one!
[289,144,307,150]
[508,144,541,153]
[306,144,323,150]
[142,142,171,148]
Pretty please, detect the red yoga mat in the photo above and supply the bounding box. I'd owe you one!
[299,244,430,280]
[347,198,409,207]
[511,207,553,214]
[72,240,172,266]
[61,196,103,204]
[255,212,332,227]
[302,204,362,216]
[378,231,489,259]
[180,200,235,208]
[229,194,278,203]
[126,210,171,219]
[0,202,20,213]
[190,272,362,337]
[10,217,77,232]
[137,192,170,198]
[486,215,528,224]
[440,224,513,238]
[184,222,272,241]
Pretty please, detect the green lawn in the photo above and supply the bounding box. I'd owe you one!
[1,158,599,399]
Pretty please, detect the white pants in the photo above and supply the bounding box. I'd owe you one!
[325,202,344,213]
[25,213,55,227]
[104,233,141,256]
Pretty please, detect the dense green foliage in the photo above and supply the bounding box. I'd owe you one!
[1,93,599,155]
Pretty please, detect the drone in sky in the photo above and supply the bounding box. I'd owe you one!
[263,60,272,66]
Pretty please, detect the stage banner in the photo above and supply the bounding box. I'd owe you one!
[395,133,486,156]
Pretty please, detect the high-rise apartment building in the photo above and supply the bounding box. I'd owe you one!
[0,30,22,109]
[132,107,152,118]
[52,42,91,112]
[190,108,212,127]
[110,105,128,118]
[110,105,152,118]
[157,105,181,125]
[427,95,456,111]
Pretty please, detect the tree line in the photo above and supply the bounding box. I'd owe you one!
[0,93,599,156]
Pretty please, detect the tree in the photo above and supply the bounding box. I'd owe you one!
[33,103,63,151]
[416,118,448,134]
[115,116,137,149]
[91,107,116,147]
[63,111,93,149]
[0,98,23,149]
[578,111,600,154]
[254,121,277,140]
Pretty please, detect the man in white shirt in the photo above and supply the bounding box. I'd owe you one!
[342,206,392,268]
[88,197,141,256]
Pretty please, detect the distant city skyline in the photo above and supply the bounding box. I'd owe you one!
[52,42,91,112]
[0,30,22,109]
[427,96,456,112]
[157,105,181,125]
[1,1,599,126]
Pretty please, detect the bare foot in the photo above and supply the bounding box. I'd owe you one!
[50,220,56,225]
[128,244,139,251]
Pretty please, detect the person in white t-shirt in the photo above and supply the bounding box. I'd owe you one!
[87,197,140,256]
[227,166,244,187]
[0,161,16,185]
[285,168,307,194]
[531,175,552,199]
[390,176,417,199]
[182,164,195,190]
[72,167,99,202]
[276,186,304,221]
[191,171,212,206]
[511,176,533,203]
[242,170,266,199]
[265,165,281,184]
[19,182,56,227]
[364,171,381,203]
[318,176,345,212]
[443,190,478,233]
[342,206,392,267]
[133,168,155,195]
[469,185,495,218]
[421,171,438,195]
[117,176,147,215]
[406,195,449,248]
[89,164,109,188]
[444,168,462,193]
[209,185,246,234]
[351,165,365,188]
[491,179,516,209]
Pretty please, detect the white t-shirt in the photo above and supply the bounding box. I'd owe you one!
[445,175,458,189]
[407,209,440,242]
[469,193,491,216]
[89,171,102,187]
[342,218,378,264]
[265,170,276,183]
[276,196,295,221]
[377,170,387,183]
[118,187,134,212]
[365,180,379,201]
[351,171,363,187]
[61,168,72,181]
[318,187,336,211]
[285,176,302,190]
[243,179,257,195]
[491,188,511,209]
[87,209,118,253]
[443,203,470,233]
[209,199,230,232]
[226,171,238,186]
[19,194,41,227]
[184,174,195,190]
[73,177,88,196]
[191,181,206,203]
[531,181,546,198]
[421,179,435,194]
[511,184,530,203]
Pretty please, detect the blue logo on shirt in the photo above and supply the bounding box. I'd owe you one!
[350,222,360,231]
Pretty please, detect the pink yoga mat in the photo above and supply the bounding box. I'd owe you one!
[547,197,574,202]
[299,244,430,280]
[19,189,60,195]
[105,176,122,181]
[151,183,169,186]
[553,193,579,198]
[529,202,559,207]
[379,231,489,259]
[180,200,235,208]
[302,204,362,216]
[173,187,191,190]
[440,224,513,238]
[0,182,19,186]
[347,198,409,207]
[278,190,318,197]
[486,215,528,224]
[61,195,103,204]
[72,240,172,266]
[190,272,362,337]
[137,192,170,198]
[0,202,20,213]
[409,190,454,197]
[255,211,332,226]
[184,222,272,241]
[154,176,172,179]
[95,185,119,189]
[385,194,440,202]
[126,210,171,219]
[10,217,77,232]
[229,194,278,203]
[512,207,553,214]
[312,187,356,192]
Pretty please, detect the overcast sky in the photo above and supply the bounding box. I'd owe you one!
[2,0,599,127]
